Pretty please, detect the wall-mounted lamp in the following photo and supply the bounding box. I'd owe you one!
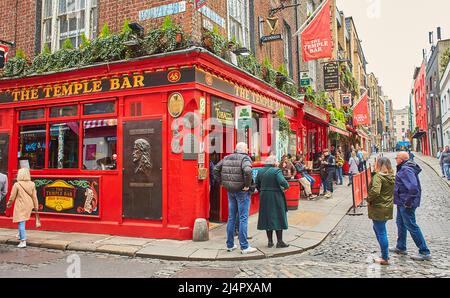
[233,47,251,56]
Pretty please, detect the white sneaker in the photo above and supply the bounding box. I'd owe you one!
[241,246,258,254]
[17,241,26,248]
[227,244,238,252]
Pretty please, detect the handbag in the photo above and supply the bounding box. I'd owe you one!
[17,182,41,229]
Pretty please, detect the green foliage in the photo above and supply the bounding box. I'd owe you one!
[237,54,262,78]
[202,26,226,57]
[275,108,291,141]
[62,39,74,50]
[277,64,289,77]
[143,16,186,55]
[440,49,450,75]
[100,23,111,38]
[261,57,277,86]
[3,48,29,77]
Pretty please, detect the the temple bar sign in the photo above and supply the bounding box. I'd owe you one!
[0,68,195,103]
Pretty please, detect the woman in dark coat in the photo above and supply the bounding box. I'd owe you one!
[256,155,290,248]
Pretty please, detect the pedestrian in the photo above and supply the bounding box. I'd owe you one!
[318,154,328,195]
[280,154,297,180]
[322,149,336,198]
[256,155,290,248]
[443,147,450,180]
[367,157,395,265]
[336,152,344,185]
[348,151,360,186]
[5,168,39,248]
[436,147,443,160]
[356,145,364,172]
[440,145,450,179]
[0,171,7,202]
[213,142,257,254]
[392,152,431,261]
[294,155,316,200]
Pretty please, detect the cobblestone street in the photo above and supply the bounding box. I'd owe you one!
[0,153,449,278]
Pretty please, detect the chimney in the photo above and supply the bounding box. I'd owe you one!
[437,27,442,41]
[429,32,434,45]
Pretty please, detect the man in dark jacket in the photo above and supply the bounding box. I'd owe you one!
[392,151,431,261]
[213,142,256,255]
[322,149,336,198]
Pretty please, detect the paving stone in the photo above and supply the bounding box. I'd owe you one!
[136,245,198,260]
[96,245,141,257]
[188,249,219,260]
[67,242,101,252]
[40,240,72,250]
[95,236,151,246]
[215,249,264,261]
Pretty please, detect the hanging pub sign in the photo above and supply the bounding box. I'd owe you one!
[341,93,352,107]
[261,34,282,43]
[211,97,234,126]
[0,68,195,104]
[300,71,311,87]
[236,105,252,129]
[33,177,100,216]
[323,62,339,91]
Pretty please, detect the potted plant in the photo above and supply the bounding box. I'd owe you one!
[3,48,30,77]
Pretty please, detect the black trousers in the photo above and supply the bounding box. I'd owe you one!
[327,168,336,193]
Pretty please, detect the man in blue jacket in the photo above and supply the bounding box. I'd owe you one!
[391,152,431,261]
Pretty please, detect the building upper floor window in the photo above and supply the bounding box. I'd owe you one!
[42,0,98,52]
[227,0,250,48]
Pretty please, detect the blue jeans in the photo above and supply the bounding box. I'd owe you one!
[396,206,430,255]
[303,173,315,186]
[336,167,343,185]
[227,191,251,250]
[18,221,26,241]
[372,220,389,260]
[444,163,450,180]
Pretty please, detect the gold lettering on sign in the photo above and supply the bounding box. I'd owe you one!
[6,74,147,102]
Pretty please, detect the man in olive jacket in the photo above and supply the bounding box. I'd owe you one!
[213,142,256,254]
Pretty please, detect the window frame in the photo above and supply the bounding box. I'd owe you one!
[16,99,118,172]
[41,0,98,53]
[227,0,250,48]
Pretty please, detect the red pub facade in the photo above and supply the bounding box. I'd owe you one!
[0,48,320,240]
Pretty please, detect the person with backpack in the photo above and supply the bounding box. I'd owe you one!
[336,152,344,185]
[322,149,336,198]
[6,168,39,248]
[213,142,256,255]
[356,145,364,172]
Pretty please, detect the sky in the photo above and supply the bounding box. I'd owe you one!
[337,0,450,109]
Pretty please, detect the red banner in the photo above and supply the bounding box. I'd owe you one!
[353,91,370,126]
[301,0,332,62]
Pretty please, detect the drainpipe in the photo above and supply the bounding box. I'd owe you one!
[294,0,301,87]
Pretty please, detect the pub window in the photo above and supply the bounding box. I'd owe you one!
[18,125,46,169]
[19,109,45,121]
[48,122,79,168]
[41,0,98,52]
[83,101,115,115]
[227,0,250,48]
[50,105,78,118]
[82,119,117,170]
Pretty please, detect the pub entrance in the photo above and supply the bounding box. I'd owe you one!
[122,119,162,220]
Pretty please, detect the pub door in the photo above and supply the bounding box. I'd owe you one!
[209,127,234,222]
[122,120,162,220]
[0,133,9,214]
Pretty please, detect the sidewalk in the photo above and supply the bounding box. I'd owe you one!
[415,152,450,188]
[0,184,354,261]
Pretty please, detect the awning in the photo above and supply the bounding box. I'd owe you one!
[412,130,426,139]
[84,119,117,129]
[329,125,351,137]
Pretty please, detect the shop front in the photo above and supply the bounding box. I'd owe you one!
[0,48,301,240]
[301,101,330,161]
